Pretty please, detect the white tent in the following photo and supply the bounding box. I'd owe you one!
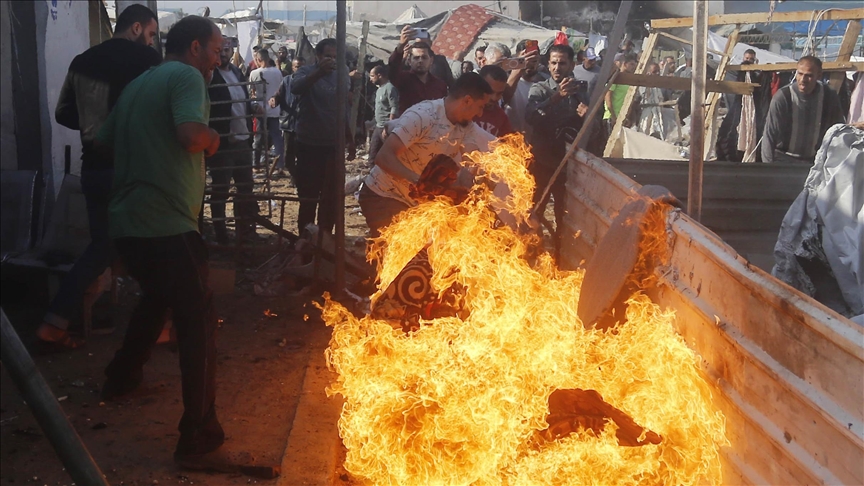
[393,4,427,24]
[705,29,796,65]
[157,11,179,34]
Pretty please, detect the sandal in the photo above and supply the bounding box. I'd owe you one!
[36,332,85,354]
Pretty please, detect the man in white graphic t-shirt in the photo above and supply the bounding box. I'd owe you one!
[359,72,496,237]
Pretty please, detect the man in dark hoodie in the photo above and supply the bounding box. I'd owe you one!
[37,4,162,350]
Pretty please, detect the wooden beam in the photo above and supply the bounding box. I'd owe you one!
[656,31,726,56]
[651,8,864,29]
[603,31,658,157]
[613,72,758,95]
[689,0,708,222]
[704,28,739,155]
[728,61,864,72]
[828,20,862,91]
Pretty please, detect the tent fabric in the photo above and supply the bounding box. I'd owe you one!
[346,8,571,63]
[432,4,495,60]
[772,124,864,319]
[393,4,427,24]
[704,29,796,65]
[655,27,796,66]
[621,127,686,160]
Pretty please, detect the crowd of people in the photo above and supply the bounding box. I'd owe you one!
[34,5,863,475]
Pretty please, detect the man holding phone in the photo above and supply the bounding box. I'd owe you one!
[389,25,448,115]
[504,39,546,135]
[525,44,589,259]
[291,38,356,235]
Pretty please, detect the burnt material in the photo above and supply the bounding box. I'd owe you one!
[541,389,662,447]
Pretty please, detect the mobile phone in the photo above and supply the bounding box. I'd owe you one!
[575,80,589,93]
[501,57,527,71]
[526,40,539,53]
[413,28,430,41]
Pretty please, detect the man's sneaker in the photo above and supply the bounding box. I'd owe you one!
[174,447,254,473]
[101,375,142,401]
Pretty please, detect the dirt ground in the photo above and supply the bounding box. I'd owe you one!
[0,153,376,485]
[0,279,329,486]
[1,148,556,486]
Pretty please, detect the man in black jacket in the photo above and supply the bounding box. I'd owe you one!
[37,4,161,350]
[206,37,260,244]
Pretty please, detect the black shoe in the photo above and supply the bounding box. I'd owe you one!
[101,375,142,401]
[174,447,254,473]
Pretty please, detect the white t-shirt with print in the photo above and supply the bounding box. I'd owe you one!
[364,99,495,206]
[249,66,283,118]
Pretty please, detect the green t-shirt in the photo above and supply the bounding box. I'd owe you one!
[603,83,630,120]
[98,61,210,239]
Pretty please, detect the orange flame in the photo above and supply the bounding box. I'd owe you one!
[322,135,727,485]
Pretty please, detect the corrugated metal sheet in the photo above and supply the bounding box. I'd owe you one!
[560,149,863,486]
[604,158,810,271]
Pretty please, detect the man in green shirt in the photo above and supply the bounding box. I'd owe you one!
[97,15,246,472]
[604,53,638,133]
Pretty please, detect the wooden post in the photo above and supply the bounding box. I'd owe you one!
[349,21,369,140]
[334,0,347,294]
[703,28,739,159]
[603,31,658,157]
[689,0,708,222]
[829,20,862,91]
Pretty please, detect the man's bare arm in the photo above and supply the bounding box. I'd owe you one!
[176,122,220,156]
[375,133,418,184]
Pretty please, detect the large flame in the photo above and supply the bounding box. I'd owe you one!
[323,135,727,485]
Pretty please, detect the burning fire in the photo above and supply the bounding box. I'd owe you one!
[322,135,727,485]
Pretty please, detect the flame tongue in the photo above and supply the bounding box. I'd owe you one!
[323,135,727,485]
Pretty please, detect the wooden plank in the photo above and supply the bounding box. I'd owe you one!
[829,20,862,91]
[613,72,758,94]
[651,8,864,29]
[656,30,726,56]
[603,32,658,157]
[689,1,709,221]
[348,20,369,139]
[704,29,739,157]
[728,61,864,72]
[561,148,864,485]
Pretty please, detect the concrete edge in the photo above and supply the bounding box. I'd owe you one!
[277,324,343,485]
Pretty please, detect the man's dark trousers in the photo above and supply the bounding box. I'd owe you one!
[282,130,297,179]
[295,141,338,234]
[44,169,115,328]
[368,126,385,164]
[106,232,224,456]
[206,140,257,238]
[531,161,567,258]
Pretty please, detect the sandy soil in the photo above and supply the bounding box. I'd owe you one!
[0,148,556,486]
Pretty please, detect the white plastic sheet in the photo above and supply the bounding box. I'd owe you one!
[772,124,864,319]
[236,20,259,65]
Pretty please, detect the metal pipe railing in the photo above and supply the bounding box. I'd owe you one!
[0,309,109,486]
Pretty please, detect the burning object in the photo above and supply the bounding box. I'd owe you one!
[322,136,727,485]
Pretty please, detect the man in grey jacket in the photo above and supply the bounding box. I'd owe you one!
[290,38,355,234]
[761,56,844,164]
[525,44,588,258]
